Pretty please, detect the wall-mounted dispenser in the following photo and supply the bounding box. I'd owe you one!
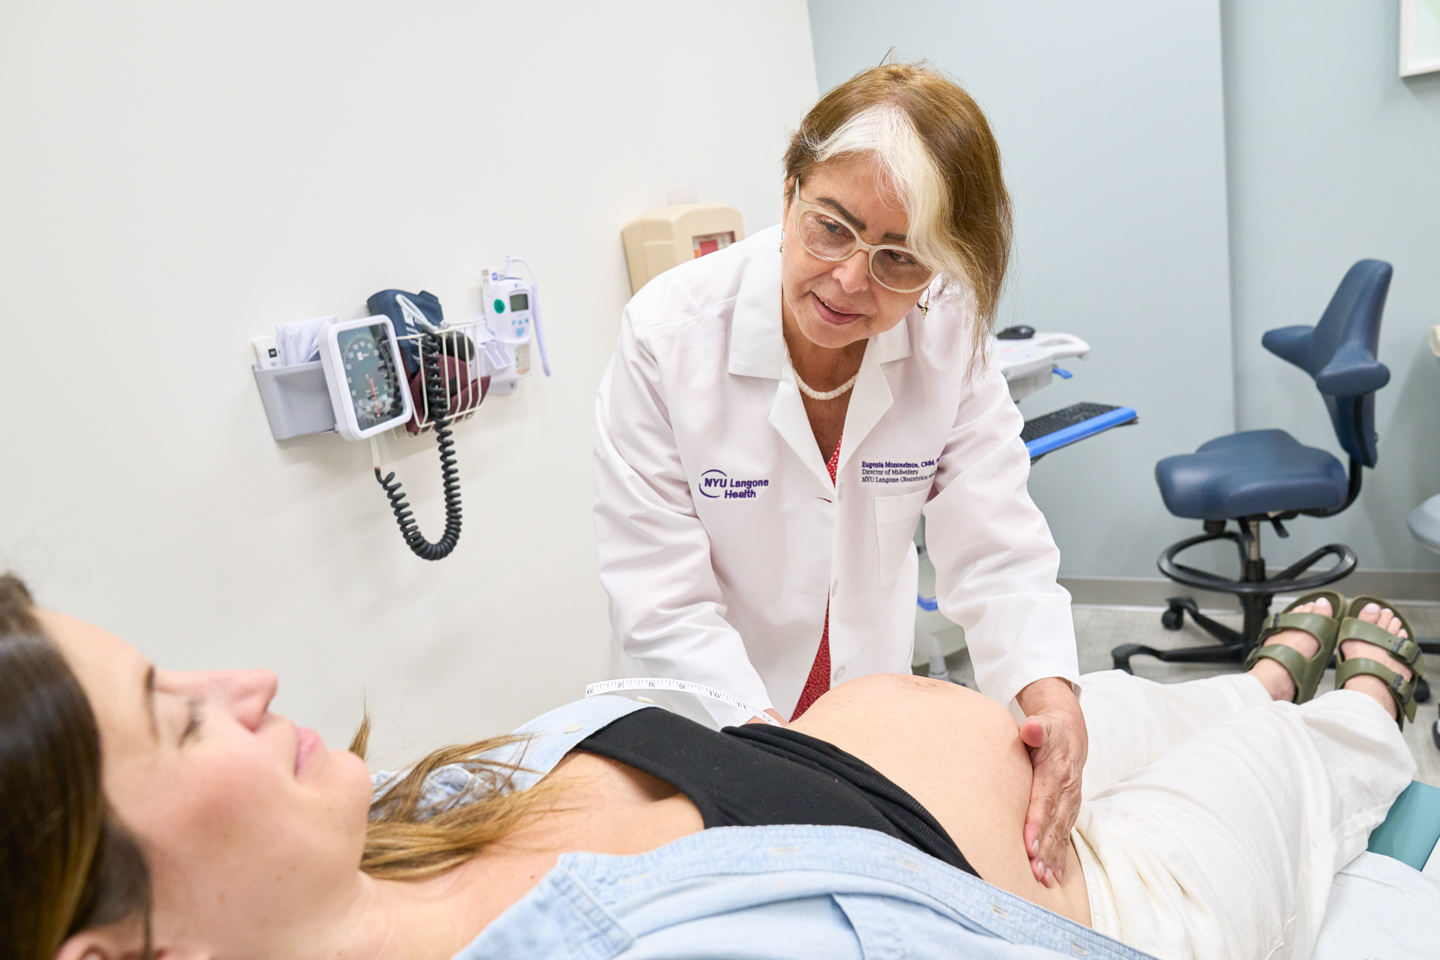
[621,203,744,294]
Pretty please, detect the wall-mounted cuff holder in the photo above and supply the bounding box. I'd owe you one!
[253,319,493,441]
[253,361,336,440]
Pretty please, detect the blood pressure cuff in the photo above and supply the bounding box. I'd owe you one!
[403,338,489,435]
[366,288,487,434]
[365,288,444,378]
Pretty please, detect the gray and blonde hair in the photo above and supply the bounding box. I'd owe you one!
[785,61,1013,365]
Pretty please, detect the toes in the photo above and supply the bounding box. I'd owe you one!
[1382,609,1407,639]
[1338,603,1413,689]
[1358,603,1408,639]
[1312,598,1331,616]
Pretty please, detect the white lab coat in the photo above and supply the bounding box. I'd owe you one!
[594,225,1078,726]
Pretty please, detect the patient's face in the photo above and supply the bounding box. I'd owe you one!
[42,610,373,953]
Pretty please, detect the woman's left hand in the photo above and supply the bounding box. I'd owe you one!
[1015,677,1087,887]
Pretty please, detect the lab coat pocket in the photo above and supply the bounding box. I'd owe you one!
[873,489,929,588]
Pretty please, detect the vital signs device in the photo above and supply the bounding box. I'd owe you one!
[317,315,414,440]
[483,256,551,391]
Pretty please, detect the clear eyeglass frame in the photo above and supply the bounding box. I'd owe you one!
[790,183,937,294]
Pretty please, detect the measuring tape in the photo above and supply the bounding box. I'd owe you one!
[584,678,782,726]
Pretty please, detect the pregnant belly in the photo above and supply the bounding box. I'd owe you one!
[788,674,1092,926]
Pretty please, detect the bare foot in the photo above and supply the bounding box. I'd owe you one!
[1247,598,1329,702]
[1337,603,1412,721]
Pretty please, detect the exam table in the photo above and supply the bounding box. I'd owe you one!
[1311,779,1440,957]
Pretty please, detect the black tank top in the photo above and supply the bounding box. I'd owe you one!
[576,707,978,878]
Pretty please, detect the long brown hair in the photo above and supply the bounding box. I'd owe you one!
[0,576,151,960]
[349,719,558,880]
[785,61,1013,365]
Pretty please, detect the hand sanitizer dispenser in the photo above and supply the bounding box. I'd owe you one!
[621,204,744,294]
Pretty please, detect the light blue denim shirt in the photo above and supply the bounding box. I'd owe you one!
[373,696,1155,960]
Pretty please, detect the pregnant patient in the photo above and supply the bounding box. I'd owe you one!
[2,577,1419,960]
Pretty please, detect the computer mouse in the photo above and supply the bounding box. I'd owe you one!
[997,325,1035,340]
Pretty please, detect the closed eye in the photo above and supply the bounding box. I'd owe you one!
[181,698,203,745]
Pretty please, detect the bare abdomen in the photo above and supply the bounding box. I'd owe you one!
[788,674,1091,924]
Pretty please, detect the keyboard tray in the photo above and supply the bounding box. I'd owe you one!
[1023,403,1138,459]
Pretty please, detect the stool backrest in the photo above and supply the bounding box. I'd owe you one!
[1260,259,1392,468]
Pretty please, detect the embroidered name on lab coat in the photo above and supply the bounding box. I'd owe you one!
[699,469,770,500]
[860,459,937,484]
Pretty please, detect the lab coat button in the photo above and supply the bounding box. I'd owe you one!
[834,666,847,682]
[564,723,583,733]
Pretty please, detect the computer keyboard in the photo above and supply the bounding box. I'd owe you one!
[1021,402,1139,459]
[1021,403,1122,443]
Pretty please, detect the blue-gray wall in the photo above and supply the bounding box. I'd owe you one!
[810,0,1440,579]
[808,1,1236,578]
[1223,0,1440,574]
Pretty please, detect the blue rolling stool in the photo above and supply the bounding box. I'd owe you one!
[1114,261,1393,676]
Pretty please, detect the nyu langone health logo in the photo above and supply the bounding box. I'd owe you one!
[699,469,770,500]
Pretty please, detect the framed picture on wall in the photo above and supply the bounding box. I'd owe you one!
[1401,0,1440,76]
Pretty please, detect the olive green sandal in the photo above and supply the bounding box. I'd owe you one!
[1242,590,1347,704]
[1335,596,1427,730]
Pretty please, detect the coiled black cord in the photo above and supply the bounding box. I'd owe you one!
[374,332,462,560]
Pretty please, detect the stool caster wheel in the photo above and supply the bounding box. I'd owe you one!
[1161,597,1191,631]
[1415,675,1431,704]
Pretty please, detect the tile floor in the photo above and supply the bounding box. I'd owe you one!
[932,600,1440,788]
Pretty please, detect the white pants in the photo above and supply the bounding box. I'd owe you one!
[1071,671,1415,960]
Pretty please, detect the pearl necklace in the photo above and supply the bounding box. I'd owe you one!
[788,351,859,401]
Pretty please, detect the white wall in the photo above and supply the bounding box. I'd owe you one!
[1222,0,1440,574]
[0,1,818,765]
[808,0,1236,579]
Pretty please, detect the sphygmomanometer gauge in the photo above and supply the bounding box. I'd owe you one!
[319,316,414,440]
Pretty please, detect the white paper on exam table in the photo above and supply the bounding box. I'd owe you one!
[1310,851,1440,959]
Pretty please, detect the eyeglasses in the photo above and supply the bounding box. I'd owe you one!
[790,183,936,293]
